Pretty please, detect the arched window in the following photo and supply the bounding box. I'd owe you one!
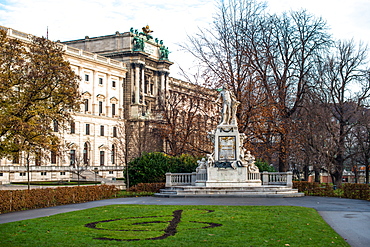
[82,92,92,113]
[83,142,89,165]
[111,144,116,165]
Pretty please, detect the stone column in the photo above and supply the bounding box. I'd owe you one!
[141,66,145,104]
[153,72,158,96]
[165,72,169,91]
[262,171,269,185]
[160,72,165,93]
[286,171,293,187]
[135,65,140,104]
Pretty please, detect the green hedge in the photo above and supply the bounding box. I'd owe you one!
[342,183,370,200]
[293,181,370,200]
[125,152,199,186]
[0,185,119,214]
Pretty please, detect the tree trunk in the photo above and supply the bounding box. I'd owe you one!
[26,153,30,191]
[330,166,343,188]
[303,165,309,181]
[314,167,320,183]
[278,134,289,172]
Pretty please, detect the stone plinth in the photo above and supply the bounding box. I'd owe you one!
[205,166,261,187]
[214,125,240,165]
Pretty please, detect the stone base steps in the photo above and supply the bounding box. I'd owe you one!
[155,186,304,198]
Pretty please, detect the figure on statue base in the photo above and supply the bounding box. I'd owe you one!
[216,85,240,126]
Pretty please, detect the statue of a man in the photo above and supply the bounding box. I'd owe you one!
[217,86,240,125]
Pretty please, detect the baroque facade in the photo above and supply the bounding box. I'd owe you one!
[0,25,205,184]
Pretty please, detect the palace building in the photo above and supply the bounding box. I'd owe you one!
[0,25,209,185]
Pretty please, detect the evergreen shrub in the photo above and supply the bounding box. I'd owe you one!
[125,152,199,186]
[255,159,276,172]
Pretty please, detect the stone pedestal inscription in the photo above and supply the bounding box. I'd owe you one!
[218,136,236,160]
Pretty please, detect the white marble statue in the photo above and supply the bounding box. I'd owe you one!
[216,86,240,125]
[206,153,214,167]
[196,158,207,172]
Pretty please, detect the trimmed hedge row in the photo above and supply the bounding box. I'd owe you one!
[293,181,370,200]
[0,185,119,214]
[127,183,165,193]
[342,183,370,200]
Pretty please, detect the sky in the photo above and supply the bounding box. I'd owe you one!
[1,0,369,79]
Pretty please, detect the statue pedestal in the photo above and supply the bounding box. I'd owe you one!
[204,166,261,187]
[202,123,261,187]
[214,125,240,167]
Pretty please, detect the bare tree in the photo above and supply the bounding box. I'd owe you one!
[154,84,218,157]
[113,119,135,189]
[312,40,370,186]
[250,10,331,171]
[182,0,332,170]
[351,108,370,184]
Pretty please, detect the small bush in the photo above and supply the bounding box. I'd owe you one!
[255,159,276,172]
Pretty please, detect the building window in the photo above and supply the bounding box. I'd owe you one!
[86,124,90,135]
[85,74,89,81]
[100,125,104,136]
[60,172,65,175]
[53,120,58,132]
[109,171,113,174]
[112,103,116,116]
[99,78,103,85]
[113,126,117,137]
[41,172,47,176]
[84,99,89,112]
[51,151,57,164]
[99,101,103,114]
[70,121,75,134]
[111,145,115,164]
[0,173,3,176]
[100,151,105,166]
[12,153,20,164]
[20,172,26,176]
[70,150,76,166]
[83,142,89,165]
[112,80,116,87]
[35,150,41,166]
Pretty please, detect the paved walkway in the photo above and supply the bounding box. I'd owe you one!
[0,196,369,247]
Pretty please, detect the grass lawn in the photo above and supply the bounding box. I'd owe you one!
[0,205,349,247]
